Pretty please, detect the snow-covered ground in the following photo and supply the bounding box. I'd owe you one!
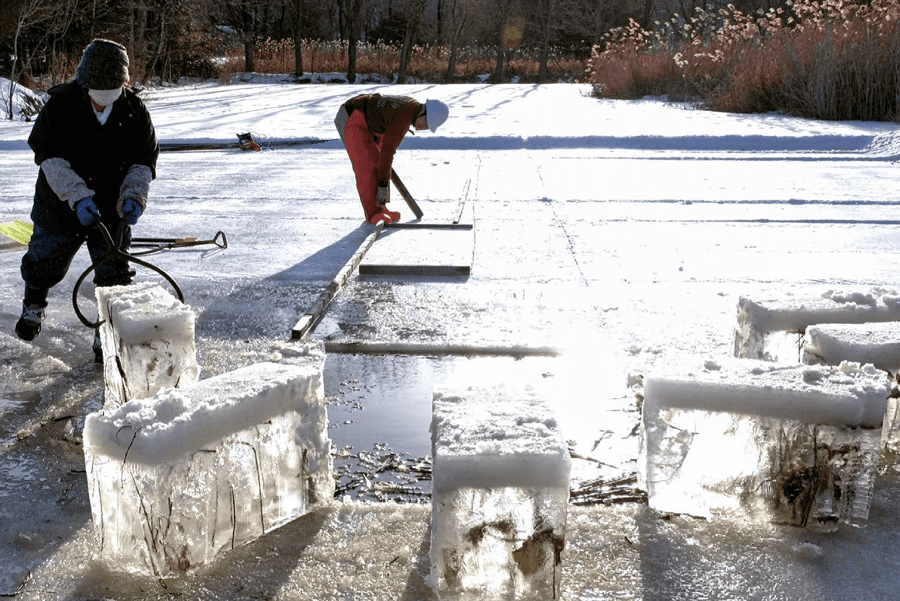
[2,74,900,599]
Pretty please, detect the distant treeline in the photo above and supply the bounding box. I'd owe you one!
[2,0,640,87]
[6,0,895,121]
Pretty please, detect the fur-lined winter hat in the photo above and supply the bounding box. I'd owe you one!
[76,39,129,89]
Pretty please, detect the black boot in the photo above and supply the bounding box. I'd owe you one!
[93,330,103,363]
[15,303,44,341]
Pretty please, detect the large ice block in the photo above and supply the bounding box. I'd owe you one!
[734,288,900,361]
[639,359,890,528]
[96,282,200,408]
[796,322,900,472]
[83,359,333,576]
[801,321,900,376]
[430,385,570,600]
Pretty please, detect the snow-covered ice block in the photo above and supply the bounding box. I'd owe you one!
[883,397,900,474]
[801,322,900,376]
[798,323,900,468]
[734,288,900,362]
[639,359,890,528]
[430,385,570,600]
[83,359,333,576]
[96,282,199,408]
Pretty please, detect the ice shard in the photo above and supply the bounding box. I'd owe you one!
[430,385,570,600]
[82,358,333,576]
[639,359,890,529]
[96,282,199,408]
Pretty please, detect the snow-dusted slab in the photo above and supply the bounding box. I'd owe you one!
[640,359,890,528]
[801,321,900,376]
[430,385,570,600]
[359,225,472,276]
[83,357,333,576]
[96,282,199,408]
[798,322,900,468]
[734,288,900,362]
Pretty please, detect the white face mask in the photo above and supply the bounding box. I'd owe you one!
[88,87,122,107]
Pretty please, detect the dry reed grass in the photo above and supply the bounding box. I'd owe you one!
[588,0,900,121]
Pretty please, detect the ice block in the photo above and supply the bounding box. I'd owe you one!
[639,359,890,528]
[801,321,900,376]
[430,385,570,600]
[734,288,900,362]
[96,282,200,408]
[83,359,333,576]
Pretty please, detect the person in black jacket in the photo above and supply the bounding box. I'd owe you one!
[15,39,159,356]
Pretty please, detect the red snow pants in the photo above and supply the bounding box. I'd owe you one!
[342,110,390,220]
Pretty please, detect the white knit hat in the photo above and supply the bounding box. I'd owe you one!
[425,99,449,133]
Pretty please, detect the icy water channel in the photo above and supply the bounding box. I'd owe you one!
[324,353,440,503]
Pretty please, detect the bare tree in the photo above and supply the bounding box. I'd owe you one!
[127,0,151,81]
[7,0,58,119]
[442,0,478,81]
[394,0,427,83]
[488,0,524,83]
[12,0,82,86]
[337,0,366,82]
[526,0,596,82]
[288,0,305,76]
[214,0,272,72]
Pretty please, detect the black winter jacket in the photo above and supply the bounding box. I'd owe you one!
[28,81,159,232]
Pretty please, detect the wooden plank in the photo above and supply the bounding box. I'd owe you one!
[359,264,470,276]
[385,223,472,230]
[291,222,386,339]
[454,179,471,224]
[359,226,472,277]
[390,170,424,219]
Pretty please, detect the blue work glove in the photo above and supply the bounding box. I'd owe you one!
[75,197,100,227]
[121,198,143,226]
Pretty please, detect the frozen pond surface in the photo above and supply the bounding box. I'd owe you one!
[2,81,900,598]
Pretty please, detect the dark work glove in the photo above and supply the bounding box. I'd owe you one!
[376,186,388,206]
[75,197,100,227]
[121,198,143,226]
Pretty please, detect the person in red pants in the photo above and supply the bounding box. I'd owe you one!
[335,94,449,224]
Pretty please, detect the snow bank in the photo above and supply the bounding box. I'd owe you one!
[866,130,900,159]
[0,78,43,121]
